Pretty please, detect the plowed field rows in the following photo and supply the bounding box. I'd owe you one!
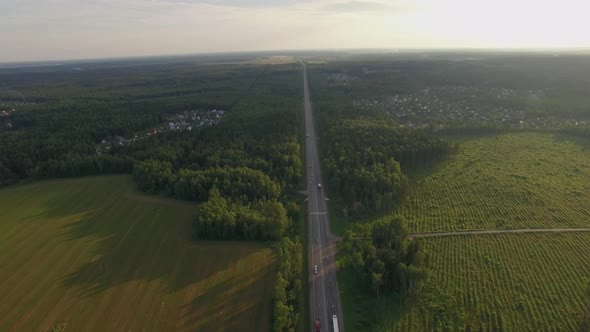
[399,133,590,232]
[395,233,590,331]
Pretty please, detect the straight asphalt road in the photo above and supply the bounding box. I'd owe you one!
[302,61,344,332]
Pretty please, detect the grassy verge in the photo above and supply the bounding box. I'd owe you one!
[326,194,347,237]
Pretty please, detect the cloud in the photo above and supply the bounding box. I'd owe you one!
[1,0,590,62]
[144,0,305,8]
[320,1,397,13]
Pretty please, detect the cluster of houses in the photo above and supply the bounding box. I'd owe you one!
[163,109,225,132]
[325,73,358,86]
[0,109,15,117]
[352,86,582,129]
[96,109,225,154]
[0,106,16,130]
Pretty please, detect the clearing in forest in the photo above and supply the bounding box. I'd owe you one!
[399,132,590,232]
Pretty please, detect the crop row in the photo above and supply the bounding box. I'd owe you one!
[394,232,590,331]
[398,133,590,232]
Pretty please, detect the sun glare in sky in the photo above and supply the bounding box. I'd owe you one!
[1,0,589,61]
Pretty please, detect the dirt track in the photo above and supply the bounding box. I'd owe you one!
[410,228,590,238]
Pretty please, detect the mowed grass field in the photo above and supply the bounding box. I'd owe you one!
[0,176,277,332]
[394,233,590,331]
[398,132,590,232]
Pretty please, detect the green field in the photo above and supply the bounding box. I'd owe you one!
[398,132,590,232]
[0,176,276,332]
[394,233,590,331]
[338,232,590,331]
[337,132,590,331]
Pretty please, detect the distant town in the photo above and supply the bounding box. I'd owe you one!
[353,86,586,129]
[96,109,225,154]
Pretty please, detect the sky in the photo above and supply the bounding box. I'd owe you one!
[1,0,590,62]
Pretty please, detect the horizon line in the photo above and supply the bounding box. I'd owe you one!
[2,46,590,66]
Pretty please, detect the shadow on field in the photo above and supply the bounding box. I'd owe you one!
[17,177,268,299]
[60,219,264,297]
[176,264,274,331]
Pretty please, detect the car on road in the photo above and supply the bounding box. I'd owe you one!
[314,265,318,274]
[317,183,322,190]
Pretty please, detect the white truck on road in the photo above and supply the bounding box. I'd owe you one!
[332,315,339,332]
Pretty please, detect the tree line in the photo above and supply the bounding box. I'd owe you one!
[192,187,289,241]
[133,159,282,203]
[0,133,133,186]
[272,237,303,332]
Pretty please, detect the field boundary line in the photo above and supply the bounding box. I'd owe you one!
[410,228,590,238]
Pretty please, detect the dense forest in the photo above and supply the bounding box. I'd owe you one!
[192,186,289,241]
[133,160,282,202]
[324,118,456,216]
[0,59,284,185]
